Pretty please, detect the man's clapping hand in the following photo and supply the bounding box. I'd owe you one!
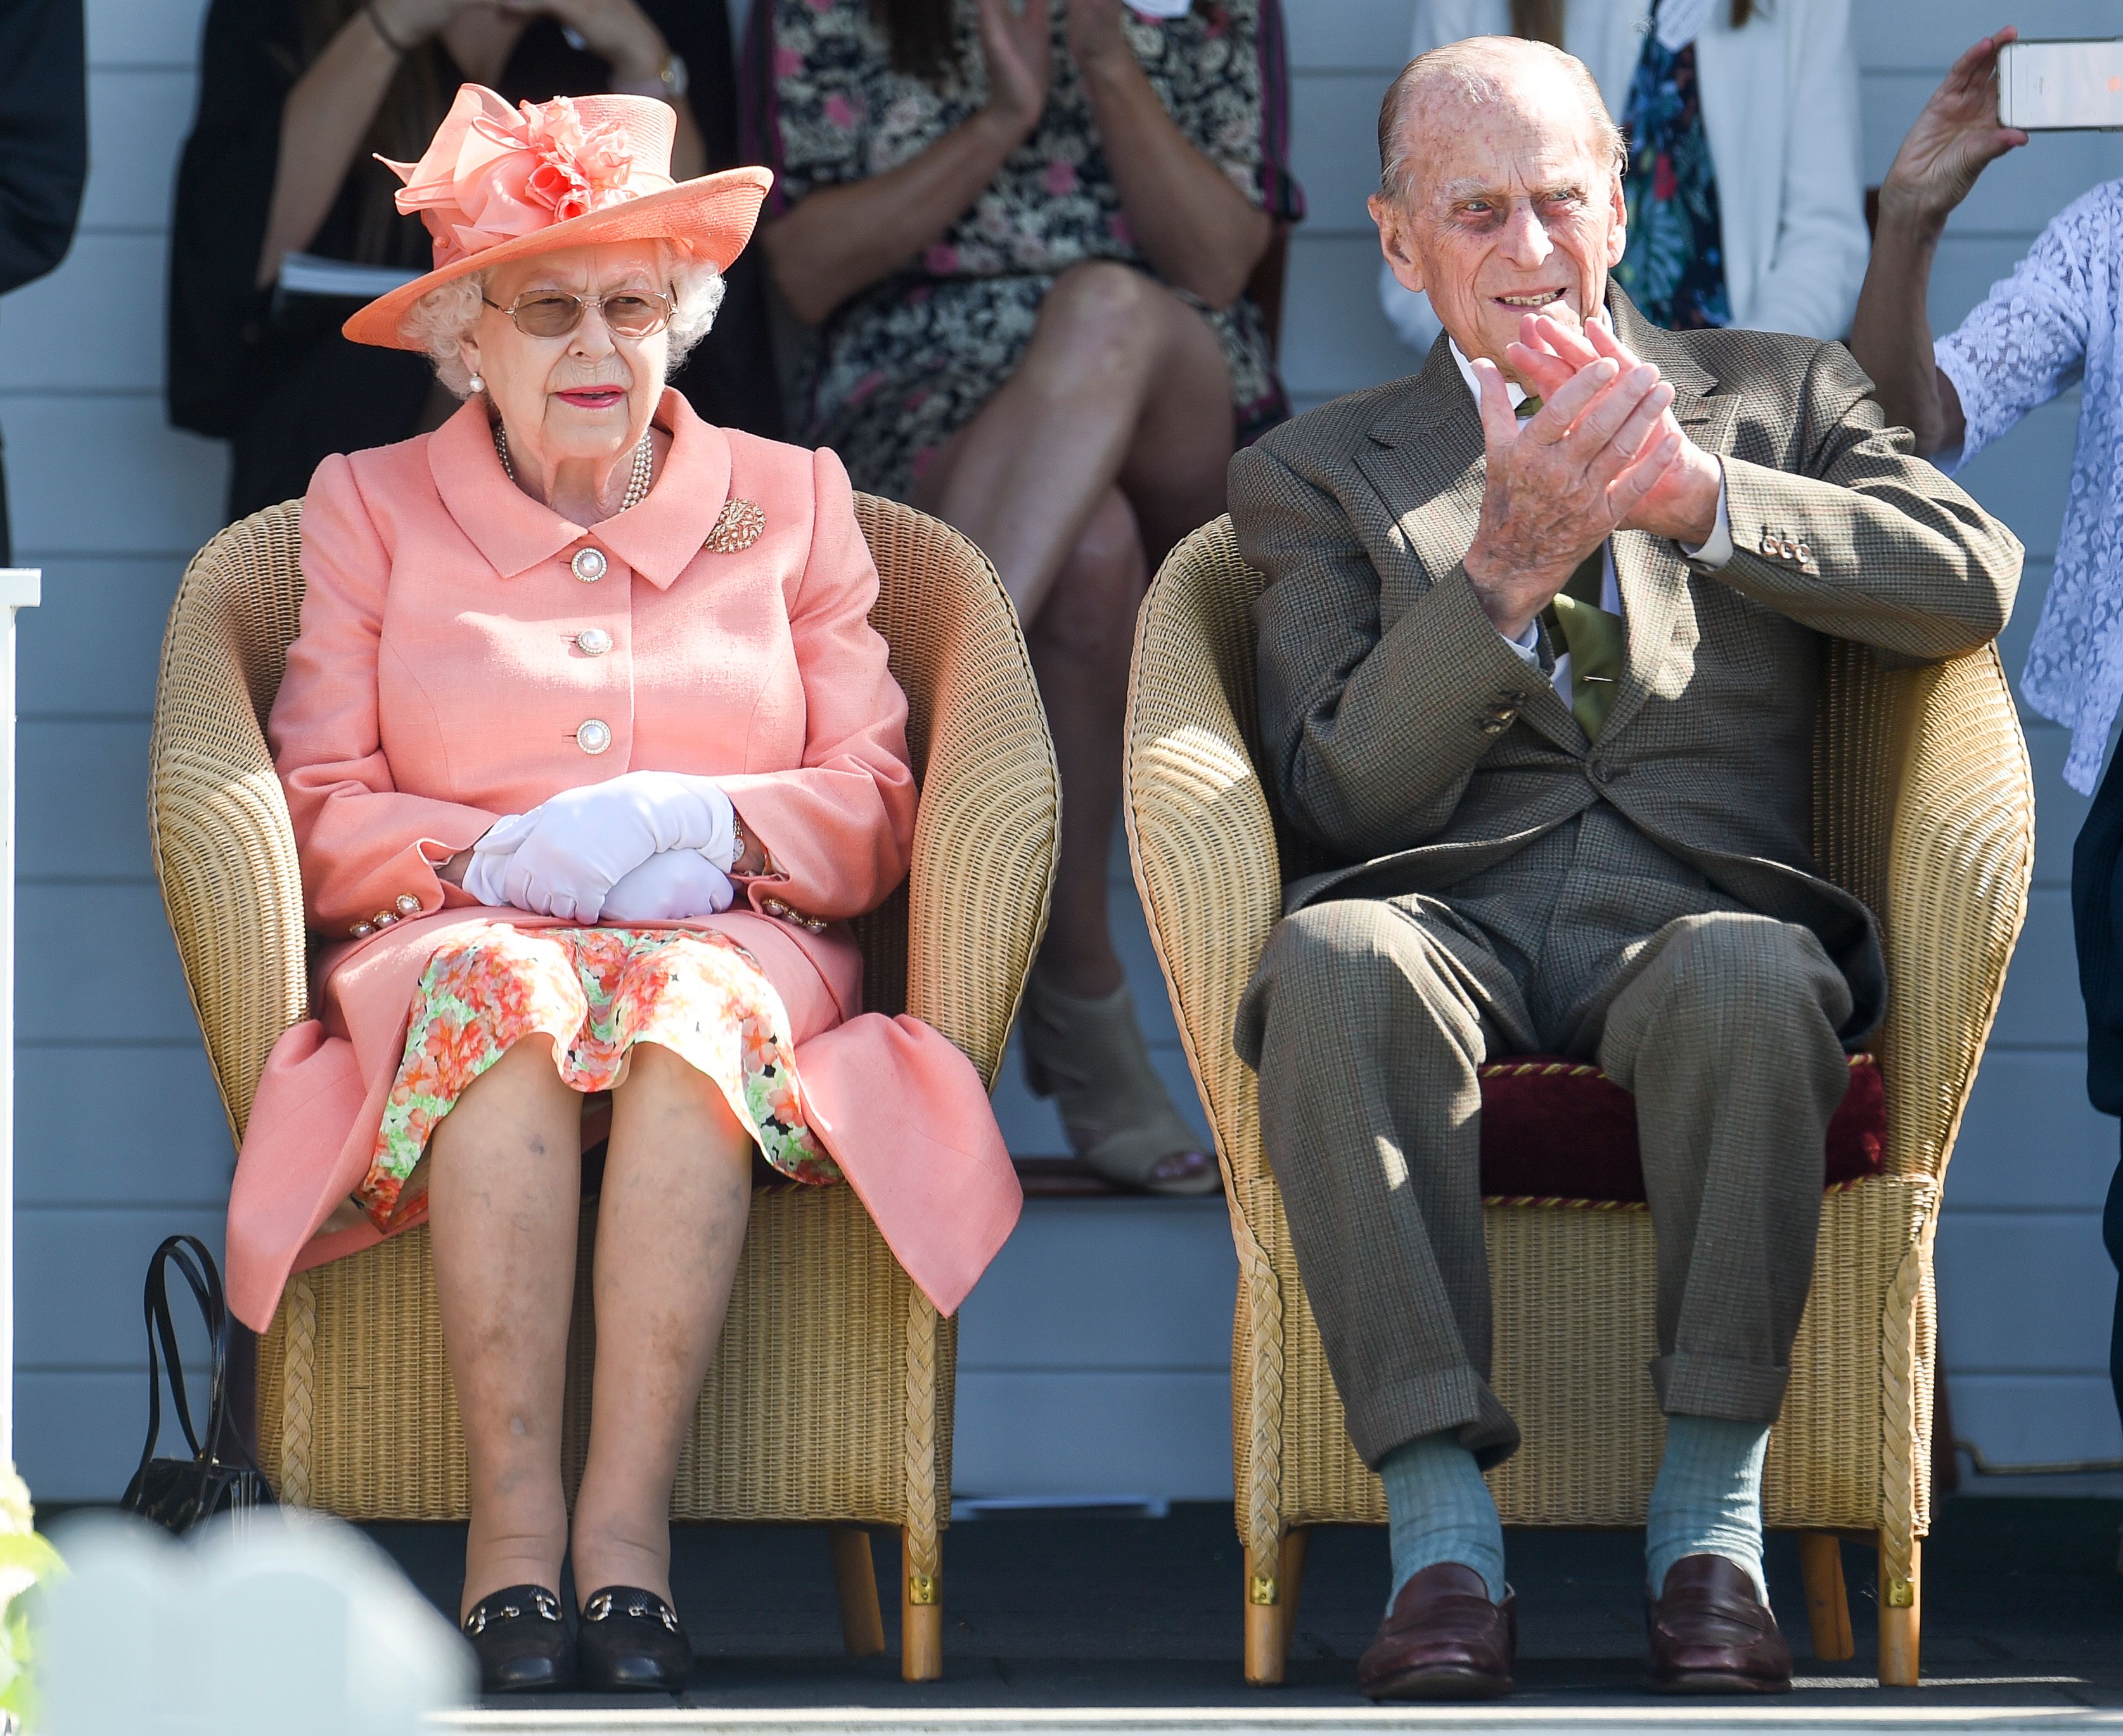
[1462,318,1691,640]
[1506,314,1724,550]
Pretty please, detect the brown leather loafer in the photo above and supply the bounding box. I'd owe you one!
[1357,1562,1516,1701]
[1645,1555,1792,1694]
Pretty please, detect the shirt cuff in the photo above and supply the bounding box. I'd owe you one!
[1499,617,1543,664]
[1681,472,1734,569]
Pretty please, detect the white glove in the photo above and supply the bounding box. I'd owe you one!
[459,813,531,908]
[601,848,738,922]
[501,772,738,923]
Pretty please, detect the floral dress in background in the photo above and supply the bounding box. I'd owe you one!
[1613,9,1732,332]
[741,0,1304,501]
[358,925,840,1233]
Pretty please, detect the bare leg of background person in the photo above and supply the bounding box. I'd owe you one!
[427,1036,583,1618]
[916,260,1235,1000]
[568,1041,755,1604]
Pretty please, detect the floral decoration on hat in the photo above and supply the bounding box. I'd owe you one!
[381,87,677,271]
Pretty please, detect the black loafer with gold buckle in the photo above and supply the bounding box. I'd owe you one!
[461,1584,575,1694]
[579,1585,692,1692]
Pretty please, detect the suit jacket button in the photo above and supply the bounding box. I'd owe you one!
[1760,532,1778,555]
[395,894,420,916]
[350,922,373,939]
[1795,541,1813,563]
[576,719,612,755]
[373,910,396,927]
[575,627,613,657]
[1590,760,1616,785]
[571,547,608,583]
[1780,539,1800,561]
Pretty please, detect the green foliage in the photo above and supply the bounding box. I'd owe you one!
[0,1530,65,1728]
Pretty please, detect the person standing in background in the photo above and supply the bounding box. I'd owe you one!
[1848,26,2123,1454]
[1379,0,1866,354]
[168,0,783,522]
[0,0,87,563]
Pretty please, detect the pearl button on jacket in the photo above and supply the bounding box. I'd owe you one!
[224,390,1023,1331]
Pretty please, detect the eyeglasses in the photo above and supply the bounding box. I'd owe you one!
[481,285,677,340]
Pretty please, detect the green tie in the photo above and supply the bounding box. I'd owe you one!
[1545,548,1625,739]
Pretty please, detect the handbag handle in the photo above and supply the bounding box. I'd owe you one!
[129,1235,252,1495]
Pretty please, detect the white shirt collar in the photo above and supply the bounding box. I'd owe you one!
[1447,308,1614,415]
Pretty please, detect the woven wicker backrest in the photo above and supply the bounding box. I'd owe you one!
[151,492,1056,1143]
[1126,515,2034,1193]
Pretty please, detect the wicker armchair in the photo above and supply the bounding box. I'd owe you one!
[1123,516,2034,1688]
[149,495,1058,1682]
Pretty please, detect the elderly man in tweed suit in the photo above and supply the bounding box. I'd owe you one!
[1231,35,2020,1701]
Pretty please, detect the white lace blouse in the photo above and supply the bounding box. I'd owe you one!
[1935,179,2123,793]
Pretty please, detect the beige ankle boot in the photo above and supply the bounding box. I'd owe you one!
[1020,971,1218,1196]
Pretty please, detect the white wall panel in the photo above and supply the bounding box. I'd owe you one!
[16,558,183,718]
[79,70,198,233]
[89,0,208,68]
[18,887,201,1043]
[958,1200,1233,1373]
[951,1372,1235,1501]
[19,721,150,878]
[1286,1,1411,71]
[1,398,226,558]
[1937,1211,2116,1375]
[1991,889,2081,1050]
[0,237,167,391]
[18,1045,233,1208]
[1951,1051,2115,1212]
[17,1208,224,1371]
[1282,235,1413,401]
[1951,1375,2123,1467]
[1288,72,1395,233]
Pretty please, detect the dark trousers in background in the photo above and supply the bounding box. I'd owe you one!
[2072,735,2123,1434]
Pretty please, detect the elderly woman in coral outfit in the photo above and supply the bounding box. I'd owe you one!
[223,85,1020,1696]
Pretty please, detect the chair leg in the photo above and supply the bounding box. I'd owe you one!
[900,1527,942,1683]
[1243,1531,1305,1686]
[1877,1532,1921,1687]
[828,1526,886,1659]
[1795,1532,1854,1662]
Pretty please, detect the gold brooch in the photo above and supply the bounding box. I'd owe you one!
[705,498,764,553]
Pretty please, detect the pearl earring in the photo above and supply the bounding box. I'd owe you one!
[469,372,485,395]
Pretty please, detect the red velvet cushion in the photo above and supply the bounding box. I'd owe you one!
[1477,1054,1885,1204]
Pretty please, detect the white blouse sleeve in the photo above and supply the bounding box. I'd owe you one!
[1932,186,2110,473]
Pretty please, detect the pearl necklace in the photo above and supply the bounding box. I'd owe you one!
[492,422,655,513]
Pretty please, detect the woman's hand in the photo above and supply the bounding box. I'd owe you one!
[366,0,492,51]
[1064,0,1131,76]
[1878,27,2029,233]
[496,0,671,85]
[600,849,738,922]
[976,0,1054,147]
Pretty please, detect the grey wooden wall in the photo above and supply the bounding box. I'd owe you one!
[4,0,2117,1502]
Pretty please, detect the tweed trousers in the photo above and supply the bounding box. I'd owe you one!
[1237,807,1855,1471]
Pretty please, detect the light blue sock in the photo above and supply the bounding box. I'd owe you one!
[1379,1431,1506,1609]
[1645,1415,1771,1601]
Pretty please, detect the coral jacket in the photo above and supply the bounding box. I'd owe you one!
[224,389,1021,1331]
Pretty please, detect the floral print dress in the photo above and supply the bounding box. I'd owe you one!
[741,0,1303,501]
[1613,8,1732,333]
[359,924,839,1235]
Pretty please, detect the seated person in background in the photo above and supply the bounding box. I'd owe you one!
[221,88,1020,1697]
[1380,0,1867,352]
[1233,36,2018,1701]
[741,0,1304,1195]
[168,0,782,522]
[1850,26,2123,1465]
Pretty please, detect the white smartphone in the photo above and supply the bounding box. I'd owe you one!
[1999,39,2123,131]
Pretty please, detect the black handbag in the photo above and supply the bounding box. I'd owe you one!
[119,1234,274,1532]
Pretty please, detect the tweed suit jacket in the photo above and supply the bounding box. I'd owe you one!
[1233,290,2023,1039]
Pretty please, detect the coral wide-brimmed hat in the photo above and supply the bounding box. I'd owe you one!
[343,84,773,350]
